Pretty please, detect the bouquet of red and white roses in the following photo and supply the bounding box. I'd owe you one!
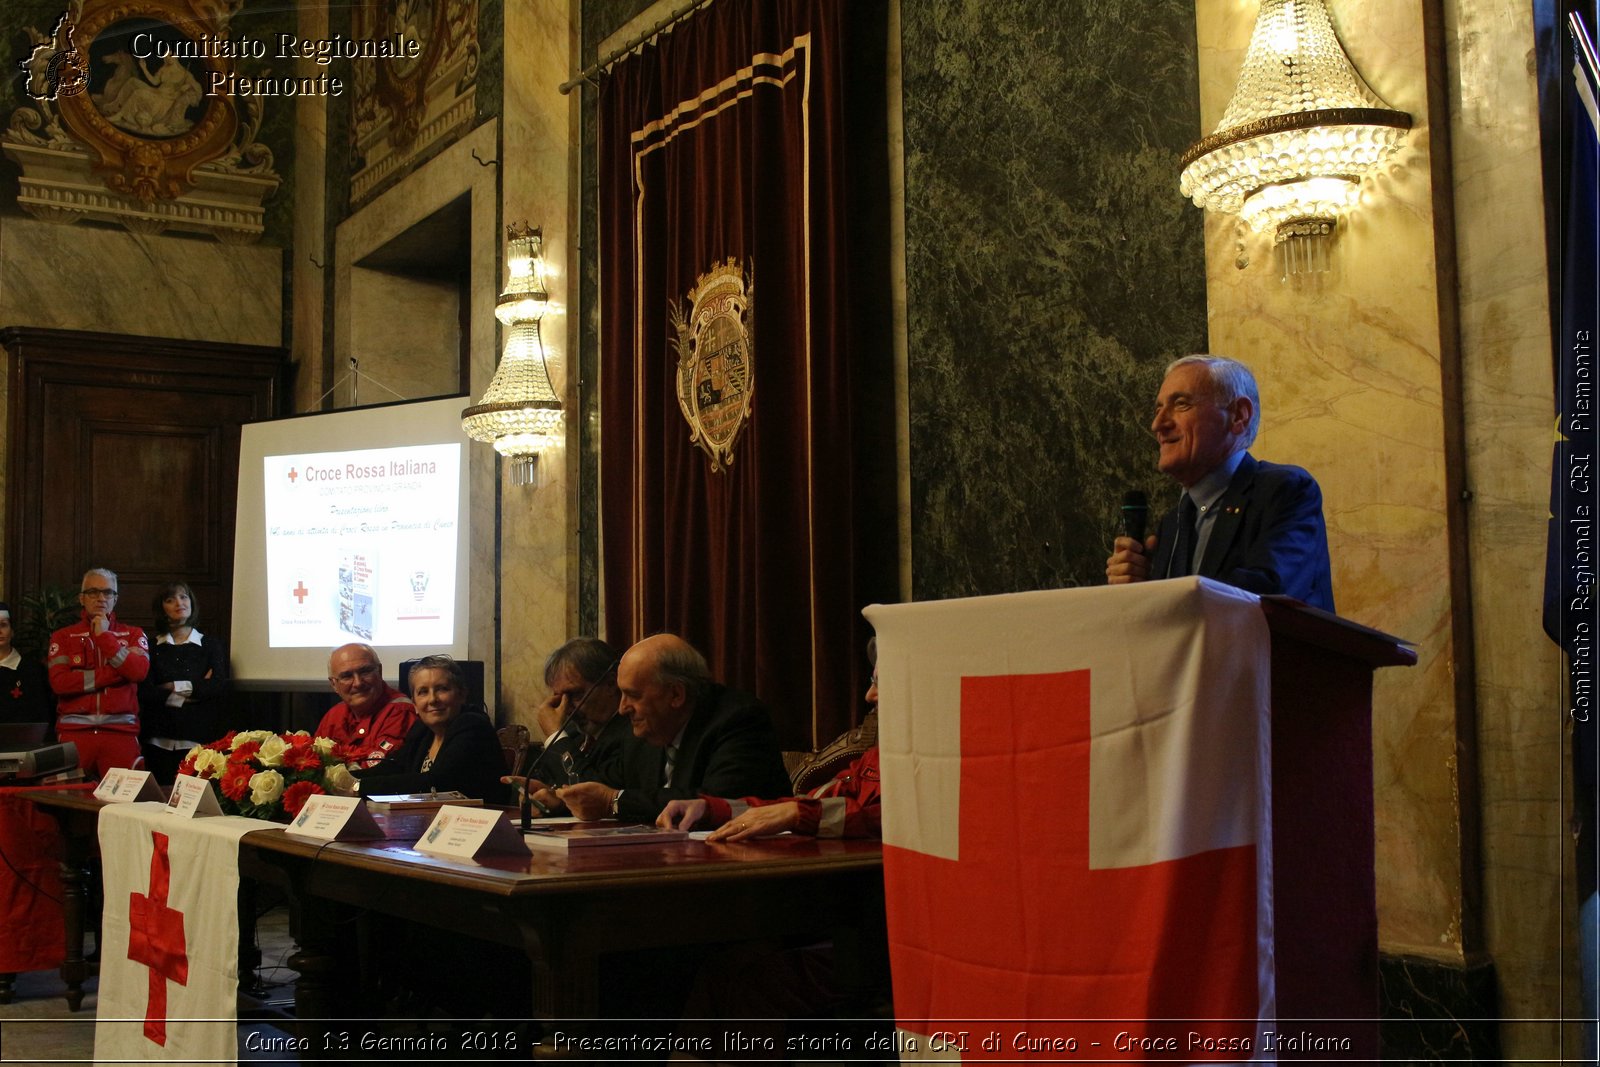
[178,730,359,822]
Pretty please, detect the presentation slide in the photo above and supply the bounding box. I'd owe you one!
[263,442,459,647]
[232,396,474,688]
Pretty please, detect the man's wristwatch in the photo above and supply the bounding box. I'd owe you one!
[609,789,623,817]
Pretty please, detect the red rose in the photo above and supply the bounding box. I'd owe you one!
[282,780,324,816]
[221,762,253,801]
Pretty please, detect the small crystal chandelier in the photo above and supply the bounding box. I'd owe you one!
[1178,0,1411,276]
[462,224,564,485]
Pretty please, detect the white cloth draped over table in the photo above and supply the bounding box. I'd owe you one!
[94,802,278,1065]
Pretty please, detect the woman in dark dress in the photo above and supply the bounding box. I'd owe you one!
[353,655,509,803]
[0,601,51,725]
[139,582,230,784]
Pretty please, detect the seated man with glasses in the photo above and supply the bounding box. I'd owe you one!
[316,642,416,769]
[47,567,150,776]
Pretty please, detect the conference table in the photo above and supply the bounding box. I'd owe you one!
[25,791,887,1031]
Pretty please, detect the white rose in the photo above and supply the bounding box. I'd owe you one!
[257,735,289,767]
[323,762,358,796]
[249,769,285,807]
[312,736,338,759]
[231,729,274,750]
[195,748,229,777]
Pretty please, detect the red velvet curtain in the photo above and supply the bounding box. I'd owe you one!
[599,0,877,749]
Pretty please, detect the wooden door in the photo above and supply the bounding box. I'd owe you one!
[4,327,284,643]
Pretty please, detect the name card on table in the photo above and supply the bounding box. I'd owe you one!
[164,774,224,818]
[415,805,526,859]
[285,794,383,841]
[94,768,164,803]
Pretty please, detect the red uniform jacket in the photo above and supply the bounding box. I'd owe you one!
[702,746,882,838]
[48,612,150,733]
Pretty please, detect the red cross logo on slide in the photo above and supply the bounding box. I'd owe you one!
[287,467,298,483]
[127,831,188,1046]
[884,670,1258,1058]
[292,581,309,604]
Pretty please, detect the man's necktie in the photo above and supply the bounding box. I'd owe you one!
[663,744,678,787]
[1172,495,1199,577]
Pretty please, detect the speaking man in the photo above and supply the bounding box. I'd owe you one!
[1106,355,1335,611]
[316,642,415,769]
[556,633,791,822]
[47,568,150,776]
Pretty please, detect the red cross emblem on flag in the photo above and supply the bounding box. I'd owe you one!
[127,831,189,1046]
[885,670,1260,1059]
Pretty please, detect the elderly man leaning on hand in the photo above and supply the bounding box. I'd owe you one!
[553,633,791,823]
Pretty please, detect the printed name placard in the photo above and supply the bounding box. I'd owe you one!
[284,794,383,841]
[163,774,224,818]
[94,768,164,803]
[415,805,526,859]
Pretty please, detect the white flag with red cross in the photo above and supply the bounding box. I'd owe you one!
[95,803,276,1064]
[866,578,1274,1062]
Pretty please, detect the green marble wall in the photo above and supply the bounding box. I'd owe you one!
[900,0,1208,598]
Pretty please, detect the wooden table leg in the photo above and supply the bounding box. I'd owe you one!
[56,840,92,1011]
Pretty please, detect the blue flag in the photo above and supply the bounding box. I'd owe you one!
[1544,19,1600,661]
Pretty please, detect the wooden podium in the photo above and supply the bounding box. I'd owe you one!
[866,579,1413,1061]
[1257,595,1416,1056]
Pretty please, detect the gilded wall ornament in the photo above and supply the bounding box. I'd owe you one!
[4,0,279,242]
[348,0,477,205]
[670,259,755,474]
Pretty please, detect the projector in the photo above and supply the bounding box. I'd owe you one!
[0,742,80,781]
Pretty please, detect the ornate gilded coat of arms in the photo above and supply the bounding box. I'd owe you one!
[670,260,754,473]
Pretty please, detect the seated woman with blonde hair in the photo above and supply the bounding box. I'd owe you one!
[352,655,509,804]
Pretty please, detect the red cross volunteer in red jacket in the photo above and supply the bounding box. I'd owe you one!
[47,567,151,777]
[316,642,416,769]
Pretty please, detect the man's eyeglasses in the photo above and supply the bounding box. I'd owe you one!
[80,588,118,599]
[331,664,380,685]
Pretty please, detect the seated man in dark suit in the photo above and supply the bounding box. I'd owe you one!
[556,633,792,822]
[659,637,882,840]
[1106,354,1335,611]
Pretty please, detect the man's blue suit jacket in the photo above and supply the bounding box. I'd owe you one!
[1148,453,1336,612]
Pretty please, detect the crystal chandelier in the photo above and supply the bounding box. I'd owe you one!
[462,224,564,485]
[1178,0,1411,276]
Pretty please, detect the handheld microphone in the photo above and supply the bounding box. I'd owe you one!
[1121,490,1149,543]
[519,658,620,831]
